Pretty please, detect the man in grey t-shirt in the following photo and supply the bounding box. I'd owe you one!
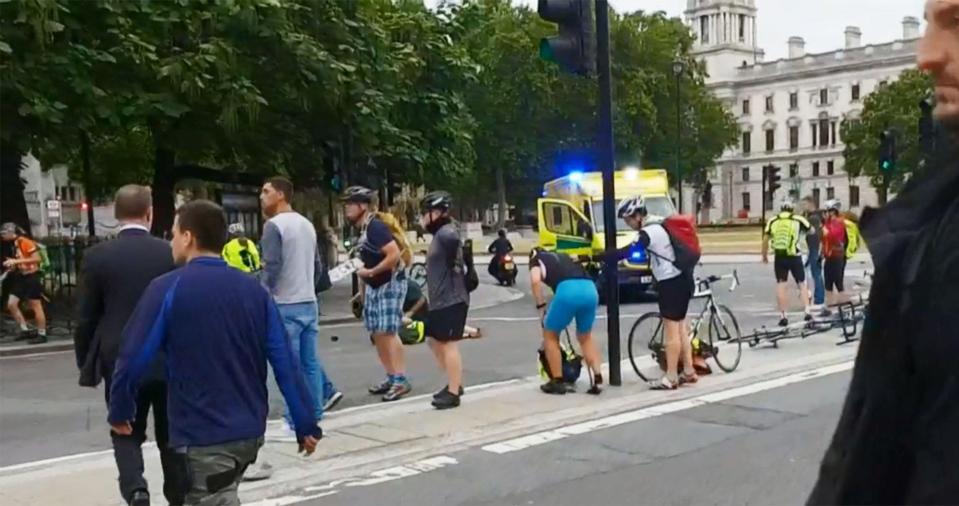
[419,191,469,410]
[259,177,340,426]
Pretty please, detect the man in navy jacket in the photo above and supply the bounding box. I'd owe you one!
[109,200,321,505]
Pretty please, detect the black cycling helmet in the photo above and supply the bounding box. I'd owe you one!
[420,191,452,213]
[528,246,545,267]
[341,186,376,204]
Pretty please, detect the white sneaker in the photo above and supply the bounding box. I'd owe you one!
[242,461,274,482]
[323,391,344,412]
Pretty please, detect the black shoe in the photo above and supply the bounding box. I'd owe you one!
[778,317,789,327]
[15,329,36,341]
[431,388,461,410]
[27,334,47,345]
[587,374,604,395]
[368,379,392,395]
[540,379,567,395]
[434,385,464,399]
[804,313,814,322]
[129,490,150,506]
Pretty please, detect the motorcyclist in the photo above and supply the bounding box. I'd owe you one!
[487,229,514,278]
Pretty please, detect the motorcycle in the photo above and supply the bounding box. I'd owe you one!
[490,254,517,286]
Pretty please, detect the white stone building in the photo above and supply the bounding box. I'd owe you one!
[686,0,920,222]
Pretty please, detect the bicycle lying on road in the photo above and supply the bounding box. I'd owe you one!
[628,271,743,382]
[739,272,872,348]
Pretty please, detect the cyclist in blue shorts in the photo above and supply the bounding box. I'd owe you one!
[529,248,602,395]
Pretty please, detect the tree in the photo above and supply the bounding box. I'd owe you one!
[840,69,932,200]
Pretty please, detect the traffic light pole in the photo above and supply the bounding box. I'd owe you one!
[596,0,621,387]
[761,165,767,231]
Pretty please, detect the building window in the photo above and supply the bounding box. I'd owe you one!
[68,187,77,201]
[813,161,820,177]
[742,131,751,154]
[819,118,830,146]
[701,16,709,44]
[25,191,39,203]
[789,163,799,178]
[742,167,750,181]
[789,126,799,150]
[850,185,860,207]
[742,99,750,115]
[789,92,799,110]
[765,95,774,113]
[811,123,818,147]
[827,187,836,200]
[851,84,861,101]
[742,192,751,211]
[812,188,821,207]
[827,160,835,175]
[765,129,775,152]
[765,194,774,211]
[820,88,829,105]
[738,14,746,42]
[831,121,837,145]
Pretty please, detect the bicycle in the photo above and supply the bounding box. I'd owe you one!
[628,271,743,382]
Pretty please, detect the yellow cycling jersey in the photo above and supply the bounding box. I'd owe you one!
[222,238,261,273]
[765,212,811,257]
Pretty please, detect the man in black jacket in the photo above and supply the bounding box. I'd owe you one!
[74,185,185,506]
[808,3,959,502]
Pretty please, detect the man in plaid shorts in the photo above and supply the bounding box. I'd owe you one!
[342,186,411,402]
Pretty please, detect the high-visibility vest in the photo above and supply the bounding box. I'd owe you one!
[222,238,261,273]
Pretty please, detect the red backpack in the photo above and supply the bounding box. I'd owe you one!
[658,215,702,273]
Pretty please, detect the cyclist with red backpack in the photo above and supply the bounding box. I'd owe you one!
[618,196,701,390]
[820,199,848,314]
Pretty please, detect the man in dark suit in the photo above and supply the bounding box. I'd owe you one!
[75,185,185,506]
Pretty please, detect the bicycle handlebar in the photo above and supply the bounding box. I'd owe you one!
[696,270,740,292]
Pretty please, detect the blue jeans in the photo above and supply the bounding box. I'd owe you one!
[277,302,336,423]
[807,251,825,305]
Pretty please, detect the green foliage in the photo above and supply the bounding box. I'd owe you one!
[2,0,738,220]
[840,69,932,192]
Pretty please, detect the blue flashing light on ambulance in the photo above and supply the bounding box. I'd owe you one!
[537,167,676,297]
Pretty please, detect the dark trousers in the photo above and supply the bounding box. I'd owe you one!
[104,367,187,505]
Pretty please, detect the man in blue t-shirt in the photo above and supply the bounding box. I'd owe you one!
[341,186,411,402]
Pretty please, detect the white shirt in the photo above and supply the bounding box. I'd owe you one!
[118,223,149,233]
[639,224,681,282]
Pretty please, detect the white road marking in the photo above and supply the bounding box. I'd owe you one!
[0,349,73,360]
[481,360,853,455]
[0,442,153,473]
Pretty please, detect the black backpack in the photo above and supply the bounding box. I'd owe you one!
[462,239,479,292]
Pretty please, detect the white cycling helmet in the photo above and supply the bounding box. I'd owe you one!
[824,199,842,212]
[780,200,795,212]
[616,196,647,219]
[228,223,245,236]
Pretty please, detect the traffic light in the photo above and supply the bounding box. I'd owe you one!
[537,0,595,76]
[764,165,781,194]
[878,129,897,172]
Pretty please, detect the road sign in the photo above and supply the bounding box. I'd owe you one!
[46,200,61,218]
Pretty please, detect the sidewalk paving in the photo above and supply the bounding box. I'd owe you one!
[0,331,858,506]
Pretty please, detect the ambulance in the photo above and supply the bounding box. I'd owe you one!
[537,168,675,294]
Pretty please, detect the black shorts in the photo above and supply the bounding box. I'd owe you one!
[10,272,42,301]
[774,255,805,284]
[426,303,469,342]
[823,257,846,292]
[656,271,694,321]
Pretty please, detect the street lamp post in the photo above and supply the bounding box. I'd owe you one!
[672,60,686,214]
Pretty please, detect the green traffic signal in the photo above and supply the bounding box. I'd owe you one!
[881,160,893,171]
[539,39,555,63]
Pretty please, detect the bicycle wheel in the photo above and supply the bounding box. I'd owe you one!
[628,312,665,382]
[706,304,742,373]
[409,263,427,288]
